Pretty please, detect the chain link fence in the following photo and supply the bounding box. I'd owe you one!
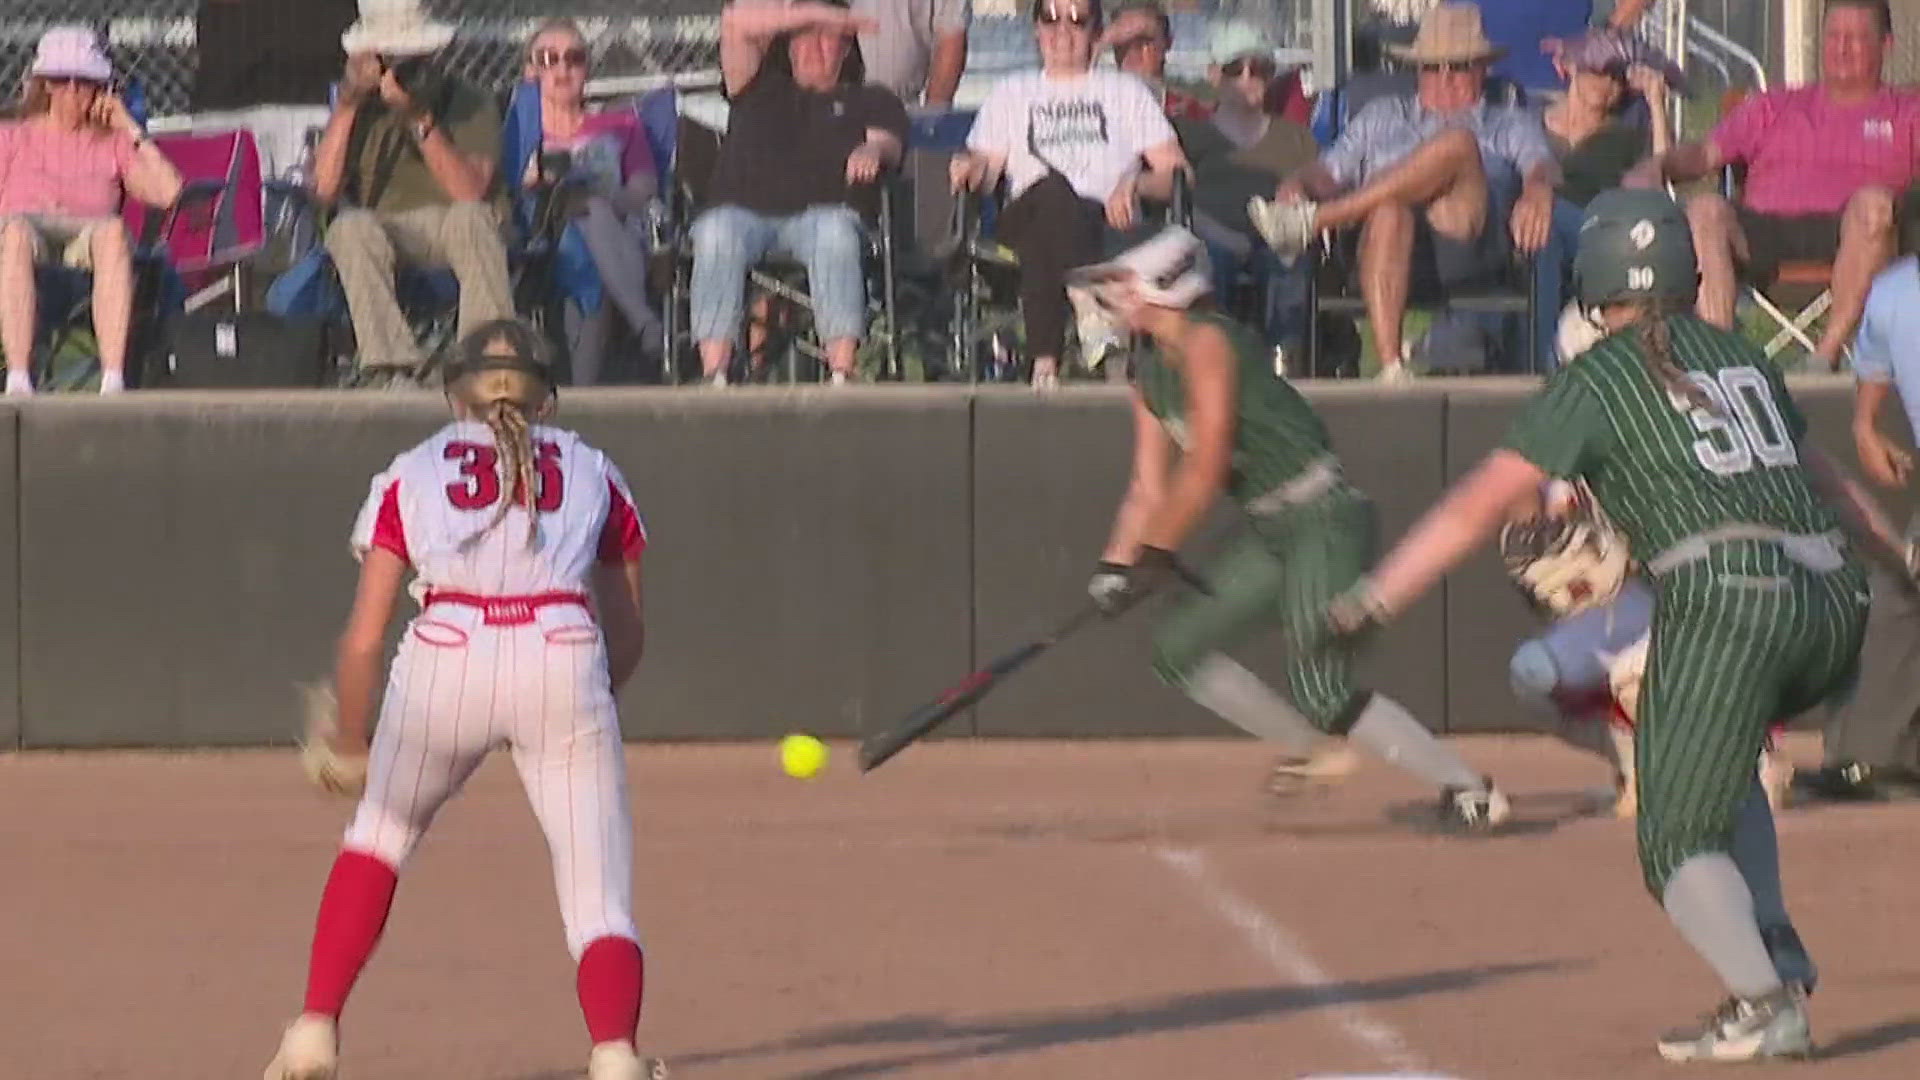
[0,0,724,120]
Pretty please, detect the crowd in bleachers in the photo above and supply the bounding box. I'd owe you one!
[0,0,1916,393]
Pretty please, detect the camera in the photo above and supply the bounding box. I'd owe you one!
[382,54,433,95]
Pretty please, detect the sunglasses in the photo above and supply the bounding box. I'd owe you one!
[1221,58,1276,78]
[1038,8,1096,28]
[41,75,103,89]
[1418,60,1479,74]
[533,47,589,69]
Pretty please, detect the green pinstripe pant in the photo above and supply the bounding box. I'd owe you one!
[1152,492,1376,733]
[1636,544,1870,896]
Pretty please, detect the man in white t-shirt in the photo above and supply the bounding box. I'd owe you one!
[950,0,1185,388]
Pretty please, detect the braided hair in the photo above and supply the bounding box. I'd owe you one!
[444,319,556,551]
[1623,298,1717,414]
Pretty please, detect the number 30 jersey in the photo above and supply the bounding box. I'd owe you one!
[349,421,647,594]
[1501,314,1838,565]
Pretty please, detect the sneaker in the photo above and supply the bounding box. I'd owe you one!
[1376,360,1415,385]
[1436,777,1512,834]
[1267,743,1360,796]
[1656,989,1812,1063]
[588,1040,668,1080]
[1031,358,1060,392]
[1247,196,1319,256]
[1761,924,1819,997]
[706,369,730,389]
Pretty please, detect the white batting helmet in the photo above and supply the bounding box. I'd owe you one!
[1068,226,1214,310]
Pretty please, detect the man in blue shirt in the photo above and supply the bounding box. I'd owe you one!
[1812,254,1920,801]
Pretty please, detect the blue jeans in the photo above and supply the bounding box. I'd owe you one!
[1530,197,1586,373]
[1203,237,1311,353]
[690,204,866,344]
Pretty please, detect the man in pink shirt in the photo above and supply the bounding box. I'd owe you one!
[1630,0,1917,371]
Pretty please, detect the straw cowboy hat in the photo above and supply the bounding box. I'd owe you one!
[340,0,456,57]
[1388,2,1506,65]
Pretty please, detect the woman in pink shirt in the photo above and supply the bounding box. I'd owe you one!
[524,19,664,384]
[0,27,181,395]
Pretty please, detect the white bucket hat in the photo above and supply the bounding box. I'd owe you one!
[30,26,113,84]
[340,0,456,58]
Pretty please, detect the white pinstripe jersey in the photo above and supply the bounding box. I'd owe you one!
[349,421,646,594]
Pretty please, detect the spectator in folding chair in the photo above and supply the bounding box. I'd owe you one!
[693,0,907,386]
[949,0,1187,389]
[1533,28,1678,369]
[310,0,513,387]
[1627,0,1920,373]
[0,26,182,396]
[520,18,665,385]
[1248,3,1557,382]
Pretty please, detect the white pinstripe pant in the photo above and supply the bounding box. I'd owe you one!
[343,600,637,959]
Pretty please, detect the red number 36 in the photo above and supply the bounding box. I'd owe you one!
[444,441,564,512]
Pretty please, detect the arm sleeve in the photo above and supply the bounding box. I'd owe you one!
[1707,92,1770,166]
[1501,370,1615,479]
[1499,108,1556,177]
[865,86,910,146]
[349,472,409,563]
[597,467,648,563]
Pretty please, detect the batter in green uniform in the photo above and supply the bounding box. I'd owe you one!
[1071,226,1510,833]
[1323,189,1908,1064]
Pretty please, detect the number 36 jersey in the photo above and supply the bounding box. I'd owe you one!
[349,421,647,594]
[1502,314,1838,565]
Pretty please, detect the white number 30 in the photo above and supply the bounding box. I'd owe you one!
[1677,366,1798,476]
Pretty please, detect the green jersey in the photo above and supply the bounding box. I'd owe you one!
[1503,314,1838,563]
[1134,311,1336,509]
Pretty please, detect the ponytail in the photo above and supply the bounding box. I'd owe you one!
[1627,299,1716,414]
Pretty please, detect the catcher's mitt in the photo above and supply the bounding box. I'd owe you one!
[298,683,368,797]
[1606,635,1649,727]
[1499,480,1632,618]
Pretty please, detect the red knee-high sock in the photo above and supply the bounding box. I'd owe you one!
[302,850,400,1019]
[577,936,645,1045]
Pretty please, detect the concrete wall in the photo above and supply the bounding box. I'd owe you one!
[0,378,1899,749]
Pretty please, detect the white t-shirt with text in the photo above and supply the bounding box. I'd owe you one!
[965,69,1176,201]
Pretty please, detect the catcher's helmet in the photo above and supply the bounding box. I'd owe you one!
[441,317,557,389]
[1573,188,1698,310]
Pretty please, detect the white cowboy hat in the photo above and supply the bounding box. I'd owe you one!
[30,26,112,83]
[340,0,456,58]
[1388,2,1506,65]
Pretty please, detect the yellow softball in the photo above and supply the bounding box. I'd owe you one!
[780,734,830,780]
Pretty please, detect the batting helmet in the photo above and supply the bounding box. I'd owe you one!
[441,317,557,389]
[1067,225,1213,309]
[1573,188,1698,310]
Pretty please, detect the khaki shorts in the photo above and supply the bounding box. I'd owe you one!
[3,214,120,271]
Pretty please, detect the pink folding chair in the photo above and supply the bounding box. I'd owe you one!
[122,128,266,311]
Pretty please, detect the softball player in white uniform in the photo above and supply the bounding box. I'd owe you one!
[263,320,662,1080]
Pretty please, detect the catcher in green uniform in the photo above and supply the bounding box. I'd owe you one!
[1070,225,1510,833]
[1323,189,1909,1064]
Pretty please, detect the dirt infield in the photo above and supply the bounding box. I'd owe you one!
[6,733,1919,1080]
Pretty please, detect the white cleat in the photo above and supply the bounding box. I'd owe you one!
[262,1014,338,1080]
[589,1040,669,1080]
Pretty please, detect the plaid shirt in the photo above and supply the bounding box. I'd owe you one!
[1319,95,1553,189]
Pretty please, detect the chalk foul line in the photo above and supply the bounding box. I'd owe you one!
[1151,845,1430,1075]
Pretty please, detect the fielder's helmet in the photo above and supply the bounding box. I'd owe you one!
[1573,188,1698,310]
[441,317,557,389]
[1067,225,1213,309]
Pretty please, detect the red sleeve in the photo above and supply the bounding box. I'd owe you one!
[597,477,646,563]
[371,480,409,562]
